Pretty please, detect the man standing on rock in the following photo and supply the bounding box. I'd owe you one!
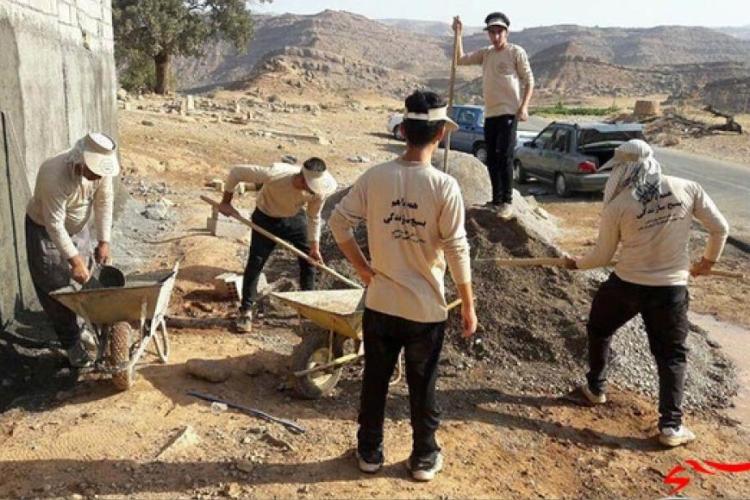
[453,12,534,219]
[25,132,119,368]
[218,158,337,333]
[329,90,477,481]
[564,139,729,447]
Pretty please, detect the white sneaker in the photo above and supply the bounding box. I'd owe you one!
[234,310,253,333]
[356,450,383,474]
[580,384,607,405]
[497,203,513,220]
[659,426,696,447]
[406,452,443,482]
[66,343,93,368]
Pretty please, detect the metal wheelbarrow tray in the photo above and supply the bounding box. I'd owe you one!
[50,263,179,390]
[271,289,365,399]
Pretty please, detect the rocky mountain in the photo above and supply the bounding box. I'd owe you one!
[171,11,750,111]
[464,25,750,67]
[174,10,453,93]
[378,18,482,37]
[716,25,750,40]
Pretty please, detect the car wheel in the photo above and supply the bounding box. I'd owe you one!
[513,160,529,184]
[473,143,487,164]
[392,125,403,141]
[555,173,572,198]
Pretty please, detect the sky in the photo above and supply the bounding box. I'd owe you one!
[252,1,750,29]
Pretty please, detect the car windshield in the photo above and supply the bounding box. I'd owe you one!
[451,108,483,124]
[579,129,645,146]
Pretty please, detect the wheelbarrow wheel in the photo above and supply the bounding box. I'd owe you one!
[291,330,345,399]
[153,318,170,364]
[110,322,136,391]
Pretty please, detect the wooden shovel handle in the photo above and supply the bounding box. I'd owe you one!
[201,195,362,289]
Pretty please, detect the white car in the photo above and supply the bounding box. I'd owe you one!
[387,113,404,140]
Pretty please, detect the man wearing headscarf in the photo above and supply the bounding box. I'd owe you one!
[26,132,119,367]
[564,139,729,447]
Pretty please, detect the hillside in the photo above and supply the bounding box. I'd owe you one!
[379,18,483,37]
[463,25,750,66]
[174,10,453,92]
[171,11,750,111]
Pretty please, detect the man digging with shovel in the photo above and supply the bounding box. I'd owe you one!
[564,139,729,447]
[25,132,119,368]
[217,158,337,333]
[329,90,478,481]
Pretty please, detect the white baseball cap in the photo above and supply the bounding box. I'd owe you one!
[404,105,459,133]
[301,158,337,196]
[82,132,120,177]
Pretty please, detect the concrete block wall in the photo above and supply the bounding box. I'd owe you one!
[0,0,117,324]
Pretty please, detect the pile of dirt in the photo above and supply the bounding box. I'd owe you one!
[312,192,737,412]
[441,209,737,412]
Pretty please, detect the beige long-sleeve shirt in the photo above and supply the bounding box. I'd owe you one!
[458,44,534,118]
[329,159,471,323]
[577,176,729,286]
[26,150,113,260]
[226,163,327,242]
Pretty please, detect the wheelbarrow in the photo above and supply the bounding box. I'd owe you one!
[272,289,462,399]
[50,262,180,390]
[272,289,365,399]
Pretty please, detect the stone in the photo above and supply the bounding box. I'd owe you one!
[281,154,298,164]
[141,120,155,126]
[142,202,171,221]
[156,425,200,458]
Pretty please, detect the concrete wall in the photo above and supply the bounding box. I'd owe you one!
[0,0,117,325]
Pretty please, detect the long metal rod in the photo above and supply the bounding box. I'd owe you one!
[201,195,362,289]
[187,391,306,434]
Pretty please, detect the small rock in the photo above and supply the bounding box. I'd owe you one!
[141,120,155,127]
[141,202,170,221]
[347,155,370,163]
[211,402,228,414]
[156,425,200,458]
[281,154,298,164]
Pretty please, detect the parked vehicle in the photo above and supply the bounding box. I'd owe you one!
[386,105,537,161]
[387,113,404,140]
[514,122,645,197]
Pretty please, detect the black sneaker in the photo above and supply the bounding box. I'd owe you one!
[356,449,384,473]
[406,452,443,481]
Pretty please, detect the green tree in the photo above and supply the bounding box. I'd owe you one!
[113,0,268,94]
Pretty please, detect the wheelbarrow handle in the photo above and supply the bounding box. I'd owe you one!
[187,391,306,434]
[201,195,362,289]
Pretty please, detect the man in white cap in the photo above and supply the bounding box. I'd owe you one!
[218,157,337,333]
[564,139,729,447]
[25,132,119,367]
[453,12,534,219]
[329,90,477,481]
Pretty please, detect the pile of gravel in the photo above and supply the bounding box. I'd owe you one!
[311,151,738,411]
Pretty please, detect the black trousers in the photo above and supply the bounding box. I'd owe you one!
[240,209,314,311]
[586,273,690,429]
[484,114,517,204]
[357,308,446,459]
[25,216,93,349]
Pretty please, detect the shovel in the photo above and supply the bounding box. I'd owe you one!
[79,263,126,290]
